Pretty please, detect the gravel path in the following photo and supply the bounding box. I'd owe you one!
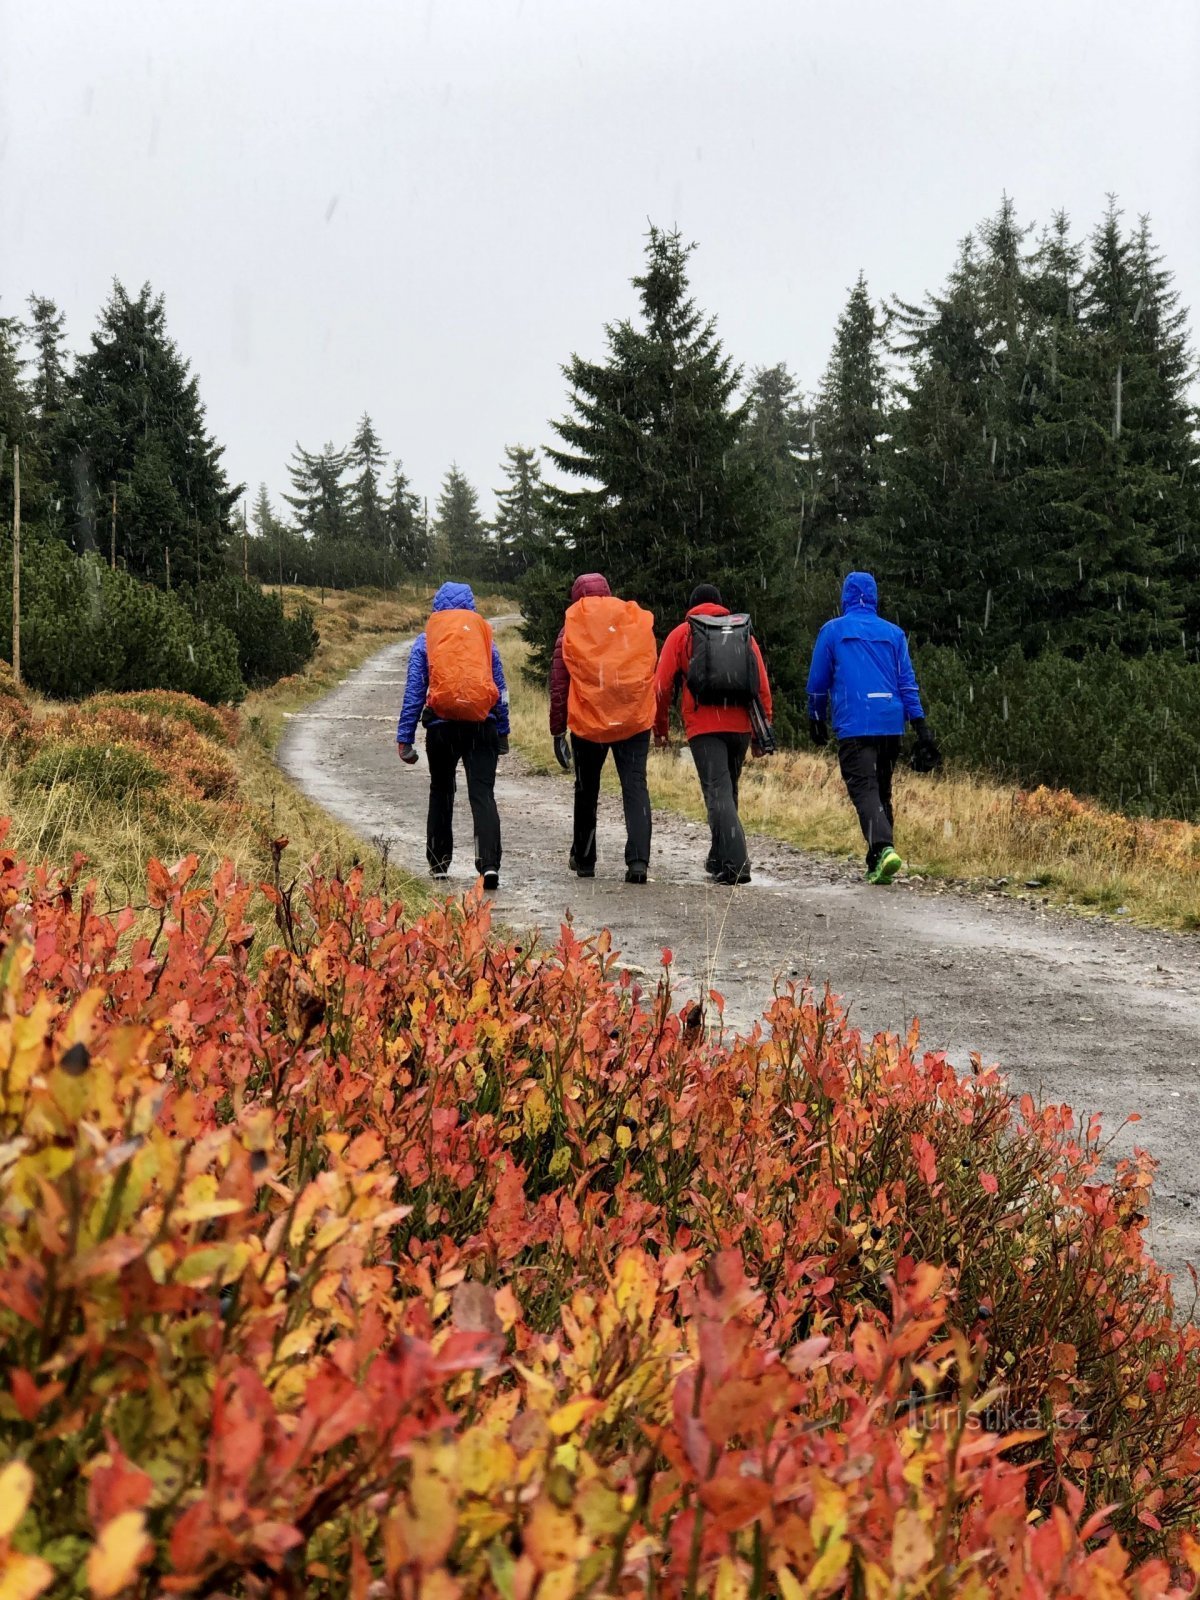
[279,624,1200,1280]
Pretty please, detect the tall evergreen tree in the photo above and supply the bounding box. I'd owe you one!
[739,364,815,567]
[25,296,68,418]
[347,412,388,547]
[251,482,289,544]
[0,306,33,528]
[881,200,1035,656]
[1018,203,1189,655]
[385,461,427,571]
[491,444,555,581]
[811,274,887,568]
[432,464,489,578]
[23,296,70,538]
[531,227,791,684]
[283,442,350,542]
[59,281,239,584]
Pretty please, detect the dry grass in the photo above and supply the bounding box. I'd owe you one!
[0,585,477,920]
[504,634,1200,931]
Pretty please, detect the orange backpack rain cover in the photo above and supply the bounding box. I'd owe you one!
[425,609,499,721]
[562,595,657,742]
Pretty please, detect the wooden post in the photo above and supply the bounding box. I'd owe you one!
[12,445,21,687]
[277,516,283,600]
[110,484,117,569]
[242,497,249,580]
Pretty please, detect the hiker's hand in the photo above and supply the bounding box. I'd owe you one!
[910,720,942,772]
[653,732,670,752]
[497,735,510,756]
[808,718,829,748]
[553,733,572,770]
[397,742,419,766]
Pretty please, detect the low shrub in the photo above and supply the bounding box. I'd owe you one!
[182,574,319,689]
[85,689,239,747]
[919,644,1200,822]
[0,535,244,704]
[14,739,166,803]
[0,846,1198,1595]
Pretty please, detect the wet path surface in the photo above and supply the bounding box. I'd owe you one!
[279,625,1200,1280]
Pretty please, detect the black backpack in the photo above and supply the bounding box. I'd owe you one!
[686,612,758,705]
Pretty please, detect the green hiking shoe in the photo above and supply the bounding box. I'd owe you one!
[867,846,903,885]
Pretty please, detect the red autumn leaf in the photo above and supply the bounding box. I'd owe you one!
[87,1444,155,1528]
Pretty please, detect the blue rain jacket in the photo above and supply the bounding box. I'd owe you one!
[396,582,510,745]
[805,572,924,738]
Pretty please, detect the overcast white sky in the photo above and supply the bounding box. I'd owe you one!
[3,0,1198,519]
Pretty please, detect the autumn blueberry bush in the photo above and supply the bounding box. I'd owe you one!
[2,838,1200,1597]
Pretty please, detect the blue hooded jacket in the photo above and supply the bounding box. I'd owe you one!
[805,572,924,738]
[396,582,510,745]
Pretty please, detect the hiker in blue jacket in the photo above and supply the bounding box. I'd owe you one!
[396,581,510,888]
[806,571,940,885]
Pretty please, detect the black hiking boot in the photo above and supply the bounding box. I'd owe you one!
[713,865,751,886]
[625,863,648,885]
[482,871,500,891]
[569,852,595,879]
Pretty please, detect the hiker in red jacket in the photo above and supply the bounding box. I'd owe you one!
[654,584,773,885]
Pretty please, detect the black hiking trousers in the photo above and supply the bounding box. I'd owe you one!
[425,720,501,876]
[689,732,752,877]
[838,735,901,869]
[570,730,652,872]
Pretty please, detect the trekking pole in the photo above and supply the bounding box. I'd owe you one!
[749,695,775,756]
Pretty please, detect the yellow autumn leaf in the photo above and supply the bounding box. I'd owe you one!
[0,1549,55,1600]
[548,1396,600,1437]
[523,1084,552,1138]
[803,1535,850,1598]
[809,1470,847,1542]
[0,1463,34,1540]
[891,1506,934,1582]
[714,1554,749,1600]
[87,1510,152,1598]
[861,1560,891,1600]
[459,1428,516,1496]
[775,1569,804,1600]
[615,1125,632,1149]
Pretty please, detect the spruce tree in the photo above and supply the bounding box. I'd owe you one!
[881,200,1035,656]
[811,274,887,570]
[1019,203,1187,655]
[59,281,239,584]
[284,442,350,542]
[491,445,555,582]
[739,364,814,567]
[25,296,68,418]
[532,227,789,684]
[347,412,388,547]
[251,482,286,541]
[432,464,489,579]
[0,307,33,529]
[385,462,427,571]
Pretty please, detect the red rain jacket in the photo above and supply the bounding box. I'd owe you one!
[653,603,773,742]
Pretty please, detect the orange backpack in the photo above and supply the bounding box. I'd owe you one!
[562,595,657,742]
[425,609,499,722]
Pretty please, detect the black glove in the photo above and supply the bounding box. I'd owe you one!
[497,735,510,756]
[553,733,572,771]
[808,718,829,748]
[397,742,419,766]
[909,719,943,772]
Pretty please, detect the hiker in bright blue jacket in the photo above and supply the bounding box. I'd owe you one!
[396,582,510,887]
[806,571,940,884]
